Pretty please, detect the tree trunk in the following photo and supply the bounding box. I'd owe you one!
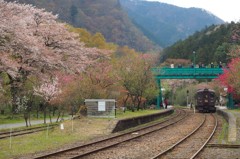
[61,111,65,121]
[130,95,137,112]
[71,106,74,118]
[43,105,47,124]
[123,94,129,109]
[137,96,142,111]
[52,106,57,116]
[27,96,33,127]
[56,110,61,123]
[28,112,31,127]
[24,113,28,127]
[49,106,52,124]
[10,80,20,114]
[49,113,52,123]
[37,104,39,119]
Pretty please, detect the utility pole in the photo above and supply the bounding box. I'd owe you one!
[193,51,196,67]
[193,51,196,75]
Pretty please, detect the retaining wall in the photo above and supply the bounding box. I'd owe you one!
[217,108,237,142]
[112,108,174,133]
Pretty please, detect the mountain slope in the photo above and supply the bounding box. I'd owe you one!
[161,22,240,64]
[120,0,224,47]
[6,0,157,52]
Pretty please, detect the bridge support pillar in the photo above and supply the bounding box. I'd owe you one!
[227,93,234,109]
[156,79,162,109]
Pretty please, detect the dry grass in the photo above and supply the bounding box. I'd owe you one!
[0,117,115,159]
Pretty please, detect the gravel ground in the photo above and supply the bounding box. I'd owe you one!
[197,147,240,159]
[82,111,240,159]
[83,111,205,159]
[197,114,240,159]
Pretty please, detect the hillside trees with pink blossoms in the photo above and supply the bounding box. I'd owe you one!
[217,58,240,98]
[34,77,61,123]
[0,1,110,77]
[0,1,110,114]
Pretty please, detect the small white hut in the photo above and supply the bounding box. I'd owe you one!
[84,99,116,118]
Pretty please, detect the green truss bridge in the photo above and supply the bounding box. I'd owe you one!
[151,67,224,109]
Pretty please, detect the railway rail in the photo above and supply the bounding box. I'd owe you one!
[34,109,189,159]
[151,113,218,159]
[0,124,57,140]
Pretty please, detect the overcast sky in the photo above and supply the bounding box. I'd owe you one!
[146,0,240,22]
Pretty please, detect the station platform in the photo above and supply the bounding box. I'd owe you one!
[216,106,240,143]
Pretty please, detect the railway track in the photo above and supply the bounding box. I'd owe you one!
[34,109,189,159]
[151,113,218,159]
[0,124,57,140]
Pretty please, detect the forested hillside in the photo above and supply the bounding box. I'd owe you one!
[5,0,157,52]
[161,22,240,65]
[120,0,224,47]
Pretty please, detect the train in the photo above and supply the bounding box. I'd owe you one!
[195,88,216,113]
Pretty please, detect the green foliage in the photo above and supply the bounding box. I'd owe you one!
[69,27,92,44]
[22,76,37,92]
[174,84,197,106]
[91,33,107,49]
[217,119,228,143]
[143,85,158,104]
[162,22,240,65]
[69,26,117,50]
[114,50,157,110]
[0,72,11,109]
[0,114,23,124]
[114,46,137,57]
[0,72,11,85]
[0,113,66,124]
[214,43,230,62]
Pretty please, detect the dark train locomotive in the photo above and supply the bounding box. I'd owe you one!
[195,88,216,113]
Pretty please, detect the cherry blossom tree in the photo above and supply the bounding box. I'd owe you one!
[0,1,111,113]
[86,60,119,91]
[52,73,81,119]
[34,77,61,123]
[15,95,31,126]
[49,60,120,118]
[0,1,110,77]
